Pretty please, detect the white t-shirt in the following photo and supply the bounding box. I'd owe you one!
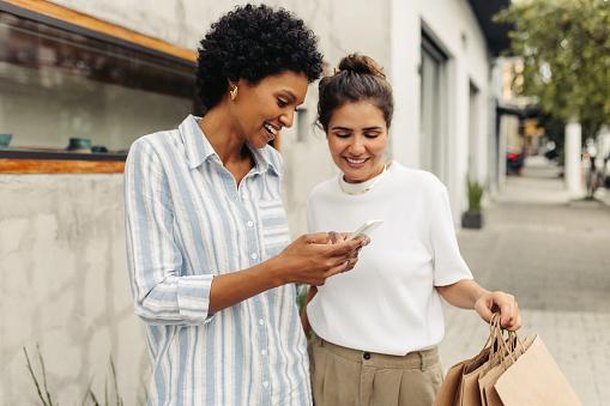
[306,161,473,356]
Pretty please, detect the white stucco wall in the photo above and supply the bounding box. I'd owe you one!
[389,0,493,220]
[0,175,147,405]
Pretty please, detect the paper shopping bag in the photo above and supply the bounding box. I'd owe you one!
[494,335,581,406]
[456,348,491,406]
[435,314,507,406]
[433,346,491,406]
[478,335,535,406]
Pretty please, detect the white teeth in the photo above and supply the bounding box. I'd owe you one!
[264,123,277,135]
[346,157,366,164]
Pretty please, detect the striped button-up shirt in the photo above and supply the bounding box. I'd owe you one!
[124,115,311,405]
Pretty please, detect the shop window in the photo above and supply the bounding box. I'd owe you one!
[0,4,196,160]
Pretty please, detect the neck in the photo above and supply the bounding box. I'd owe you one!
[199,103,249,165]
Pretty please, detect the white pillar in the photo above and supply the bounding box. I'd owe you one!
[497,117,508,192]
[565,121,583,197]
[598,125,610,159]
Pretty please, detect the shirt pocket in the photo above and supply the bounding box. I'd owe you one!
[257,198,291,259]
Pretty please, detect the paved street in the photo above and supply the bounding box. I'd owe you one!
[439,158,610,406]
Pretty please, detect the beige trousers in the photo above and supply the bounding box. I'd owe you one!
[309,337,443,406]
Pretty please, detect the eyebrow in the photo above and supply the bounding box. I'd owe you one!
[330,126,383,131]
[279,90,298,104]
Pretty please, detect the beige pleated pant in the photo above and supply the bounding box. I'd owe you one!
[309,337,443,406]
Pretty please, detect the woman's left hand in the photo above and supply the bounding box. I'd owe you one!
[474,291,522,331]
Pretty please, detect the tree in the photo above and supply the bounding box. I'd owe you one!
[495,0,610,139]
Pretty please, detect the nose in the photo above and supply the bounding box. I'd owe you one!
[348,137,366,155]
[279,109,295,128]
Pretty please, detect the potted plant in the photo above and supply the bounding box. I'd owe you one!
[462,177,484,229]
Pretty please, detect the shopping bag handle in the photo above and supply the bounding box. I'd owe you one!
[486,312,528,372]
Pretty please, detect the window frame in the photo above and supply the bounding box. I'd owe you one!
[419,29,449,181]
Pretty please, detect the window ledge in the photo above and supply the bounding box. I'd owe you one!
[0,148,126,174]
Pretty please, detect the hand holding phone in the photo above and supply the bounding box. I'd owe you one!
[346,219,384,241]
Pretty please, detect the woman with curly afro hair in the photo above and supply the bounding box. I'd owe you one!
[124,4,367,405]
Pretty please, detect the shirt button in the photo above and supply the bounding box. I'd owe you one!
[261,349,267,356]
[363,352,371,360]
[258,319,264,326]
[242,193,248,200]
[262,381,269,388]
[250,252,258,260]
[247,220,254,227]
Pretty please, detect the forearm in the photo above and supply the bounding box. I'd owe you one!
[436,279,489,309]
[209,257,287,314]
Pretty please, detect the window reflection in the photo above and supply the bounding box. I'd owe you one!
[0,11,195,153]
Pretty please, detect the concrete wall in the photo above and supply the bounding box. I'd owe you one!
[0,174,147,404]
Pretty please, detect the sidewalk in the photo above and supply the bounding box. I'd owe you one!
[439,157,610,405]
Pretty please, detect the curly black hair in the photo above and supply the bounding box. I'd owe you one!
[196,4,324,113]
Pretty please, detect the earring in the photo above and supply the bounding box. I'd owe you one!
[229,85,238,101]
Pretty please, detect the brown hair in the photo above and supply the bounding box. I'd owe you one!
[317,54,394,132]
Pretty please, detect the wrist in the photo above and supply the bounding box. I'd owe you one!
[473,288,490,308]
[262,256,290,287]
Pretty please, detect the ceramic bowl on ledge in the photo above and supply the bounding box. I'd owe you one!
[0,133,13,147]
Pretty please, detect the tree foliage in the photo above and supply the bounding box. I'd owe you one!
[496,0,610,138]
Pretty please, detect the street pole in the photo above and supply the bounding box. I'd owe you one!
[565,120,582,198]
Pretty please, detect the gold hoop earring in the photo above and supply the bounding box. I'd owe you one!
[229,86,238,101]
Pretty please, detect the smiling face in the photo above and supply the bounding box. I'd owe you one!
[327,100,389,183]
[232,70,308,149]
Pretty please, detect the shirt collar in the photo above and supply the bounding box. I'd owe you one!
[179,114,279,176]
[179,115,216,169]
[249,144,280,176]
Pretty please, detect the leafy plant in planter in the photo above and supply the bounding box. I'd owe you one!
[462,177,484,229]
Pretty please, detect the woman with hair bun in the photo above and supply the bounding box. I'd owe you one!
[303,54,522,406]
[124,5,367,405]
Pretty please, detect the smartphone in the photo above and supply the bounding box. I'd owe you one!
[346,219,384,241]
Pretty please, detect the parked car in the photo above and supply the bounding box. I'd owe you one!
[507,150,524,175]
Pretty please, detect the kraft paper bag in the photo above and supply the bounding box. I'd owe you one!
[456,349,491,406]
[478,335,535,406]
[494,335,582,406]
[433,347,491,406]
[434,314,504,406]
[478,363,504,406]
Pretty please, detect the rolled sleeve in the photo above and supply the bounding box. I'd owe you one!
[430,184,473,286]
[176,275,214,321]
[124,138,214,325]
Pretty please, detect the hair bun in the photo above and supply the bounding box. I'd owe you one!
[337,54,386,79]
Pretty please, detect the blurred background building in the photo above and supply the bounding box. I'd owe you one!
[0,0,513,403]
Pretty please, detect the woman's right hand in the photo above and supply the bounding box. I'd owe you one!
[273,232,368,286]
